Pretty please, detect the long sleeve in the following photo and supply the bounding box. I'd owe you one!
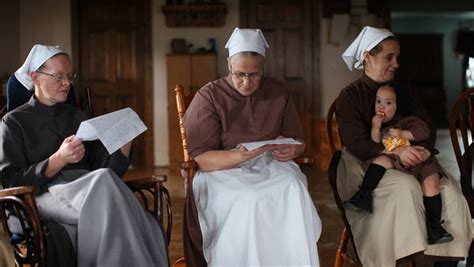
[281,90,304,141]
[397,116,431,142]
[81,140,130,178]
[407,101,438,155]
[184,88,222,159]
[336,87,384,161]
[0,117,50,188]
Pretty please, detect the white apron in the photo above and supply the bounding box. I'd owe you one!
[193,152,321,267]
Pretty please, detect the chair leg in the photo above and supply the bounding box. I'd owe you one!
[335,227,348,267]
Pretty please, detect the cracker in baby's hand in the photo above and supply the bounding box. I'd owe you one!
[382,136,411,151]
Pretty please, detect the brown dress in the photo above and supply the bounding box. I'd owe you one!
[368,115,443,181]
[185,75,304,158]
[183,75,304,267]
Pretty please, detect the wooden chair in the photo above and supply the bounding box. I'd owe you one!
[326,99,362,267]
[0,85,172,267]
[449,87,474,266]
[449,87,474,212]
[175,84,198,196]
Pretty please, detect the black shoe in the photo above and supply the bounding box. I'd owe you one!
[427,220,454,245]
[343,188,373,213]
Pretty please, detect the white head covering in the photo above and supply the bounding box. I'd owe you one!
[14,44,65,90]
[225,27,269,58]
[342,26,395,71]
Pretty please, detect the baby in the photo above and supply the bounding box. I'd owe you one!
[343,83,453,245]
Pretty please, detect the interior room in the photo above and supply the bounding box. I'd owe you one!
[1,0,474,266]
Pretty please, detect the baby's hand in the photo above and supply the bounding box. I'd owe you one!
[388,128,402,138]
[372,114,384,129]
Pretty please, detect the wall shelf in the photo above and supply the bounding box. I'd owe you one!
[162,3,227,27]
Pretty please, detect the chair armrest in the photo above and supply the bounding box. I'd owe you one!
[178,160,198,170]
[295,157,314,166]
[124,175,167,188]
[0,186,38,198]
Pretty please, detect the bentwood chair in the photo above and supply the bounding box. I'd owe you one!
[0,81,172,266]
[449,87,474,266]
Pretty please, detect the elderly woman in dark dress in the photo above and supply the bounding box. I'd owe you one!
[335,26,471,267]
[0,45,168,266]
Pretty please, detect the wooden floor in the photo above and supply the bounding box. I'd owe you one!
[125,129,467,266]
[125,165,344,266]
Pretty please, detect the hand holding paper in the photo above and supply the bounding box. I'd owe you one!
[76,107,147,154]
[240,138,302,151]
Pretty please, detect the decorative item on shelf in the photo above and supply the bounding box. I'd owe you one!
[162,2,227,27]
[208,38,217,53]
[171,38,188,53]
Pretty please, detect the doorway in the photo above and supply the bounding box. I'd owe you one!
[72,0,154,167]
[240,0,320,156]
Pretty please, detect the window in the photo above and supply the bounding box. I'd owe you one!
[467,57,474,88]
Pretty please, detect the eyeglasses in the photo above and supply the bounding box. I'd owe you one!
[36,71,77,83]
[230,71,262,81]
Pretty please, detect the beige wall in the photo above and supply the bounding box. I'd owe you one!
[0,1,20,76]
[319,18,361,116]
[319,16,385,116]
[4,0,377,166]
[152,0,240,166]
[19,0,72,60]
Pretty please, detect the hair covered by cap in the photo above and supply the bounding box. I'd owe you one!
[225,27,270,58]
[341,26,395,71]
[14,44,65,90]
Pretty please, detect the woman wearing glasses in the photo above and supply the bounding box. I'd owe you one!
[0,45,168,266]
[183,28,321,267]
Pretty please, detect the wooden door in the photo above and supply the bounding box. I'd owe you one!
[396,34,446,127]
[75,0,153,167]
[241,0,319,156]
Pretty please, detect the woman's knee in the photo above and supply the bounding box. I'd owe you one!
[387,171,420,193]
[88,168,121,185]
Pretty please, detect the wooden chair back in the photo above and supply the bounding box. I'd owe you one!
[326,99,341,155]
[175,84,198,192]
[449,88,474,170]
[449,87,474,216]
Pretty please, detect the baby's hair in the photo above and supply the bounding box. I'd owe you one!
[378,81,409,116]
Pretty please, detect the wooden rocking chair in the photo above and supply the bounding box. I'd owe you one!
[173,83,314,266]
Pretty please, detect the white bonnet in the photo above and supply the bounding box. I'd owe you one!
[225,27,269,58]
[14,44,65,90]
[341,26,395,71]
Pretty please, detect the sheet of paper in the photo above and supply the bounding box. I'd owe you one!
[241,138,302,151]
[76,107,147,154]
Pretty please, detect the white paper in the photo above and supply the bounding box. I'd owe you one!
[241,138,302,151]
[76,107,147,154]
